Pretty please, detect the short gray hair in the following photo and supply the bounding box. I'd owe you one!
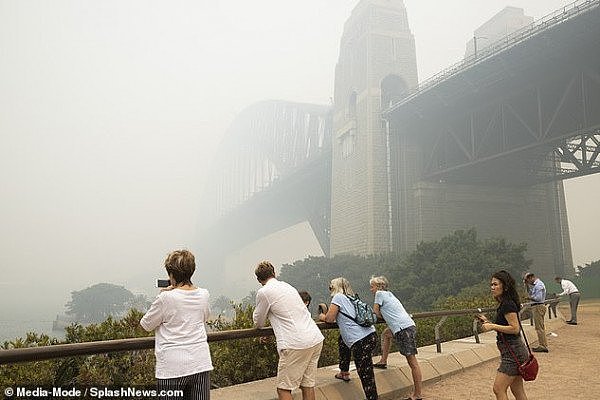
[369,275,388,290]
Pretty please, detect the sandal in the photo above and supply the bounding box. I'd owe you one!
[373,363,387,369]
[334,372,351,382]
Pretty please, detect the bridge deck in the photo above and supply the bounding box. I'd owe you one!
[413,301,600,400]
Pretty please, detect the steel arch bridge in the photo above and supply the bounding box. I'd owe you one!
[198,100,333,261]
[197,0,600,278]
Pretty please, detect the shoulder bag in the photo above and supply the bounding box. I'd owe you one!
[501,317,539,381]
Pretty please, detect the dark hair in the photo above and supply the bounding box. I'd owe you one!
[255,260,276,282]
[298,290,311,306]
[492,270,521,309]
[165,249,195,286]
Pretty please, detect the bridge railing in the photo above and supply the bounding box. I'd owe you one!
[0,300,558,365]
[386,0,600,113]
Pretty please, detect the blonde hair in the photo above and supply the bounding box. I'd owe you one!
[369,275,389,291]
[329,277,354,296]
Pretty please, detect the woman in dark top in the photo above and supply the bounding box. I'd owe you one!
[478,270,529,400]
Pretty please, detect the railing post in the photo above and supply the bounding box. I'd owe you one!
[435,316,448,353]
[472,320,480,344]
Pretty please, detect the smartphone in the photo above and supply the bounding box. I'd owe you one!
[156,279,171,288]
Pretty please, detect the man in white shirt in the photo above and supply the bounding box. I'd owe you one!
[253,261,324,400]
[555,276,581,325]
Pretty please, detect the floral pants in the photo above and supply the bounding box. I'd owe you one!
[339,332,378,400]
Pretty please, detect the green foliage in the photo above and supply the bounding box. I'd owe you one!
[0,310,155,387]
[573,260,600,299]
[65,283,139,323]
[394,230,530,310]
[0,333,61,386]
[65,309,155,386]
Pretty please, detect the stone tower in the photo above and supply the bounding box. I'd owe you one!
[330,0,418,255]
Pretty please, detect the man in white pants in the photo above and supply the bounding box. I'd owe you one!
[253,261,324,400]
[555,276,581,325]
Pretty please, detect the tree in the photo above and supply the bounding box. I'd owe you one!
[573,260,600,299]
[211,295,233,317]
[65,283,135,323]
[279,229,532,312]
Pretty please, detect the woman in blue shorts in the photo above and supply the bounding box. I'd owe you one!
[370,276,422,400]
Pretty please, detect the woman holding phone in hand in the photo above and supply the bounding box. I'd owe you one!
[141,249,213,400]
[479,270,529,400]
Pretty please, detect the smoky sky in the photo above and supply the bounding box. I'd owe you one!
[1,0,598,318]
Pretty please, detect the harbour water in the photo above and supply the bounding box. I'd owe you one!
[0,319,62,343]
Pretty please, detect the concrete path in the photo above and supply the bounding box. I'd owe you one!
[413,301,600,400]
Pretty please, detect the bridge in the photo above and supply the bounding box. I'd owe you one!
[197,0,600,289]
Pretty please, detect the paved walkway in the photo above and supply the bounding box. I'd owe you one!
[414,301,600,400]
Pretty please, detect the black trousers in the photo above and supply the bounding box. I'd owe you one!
[339,332,378,400]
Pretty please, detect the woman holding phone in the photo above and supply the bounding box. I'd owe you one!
[478,270,529,400]
[141,249,213,400]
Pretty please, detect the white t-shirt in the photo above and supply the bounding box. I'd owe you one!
[140,288,213,379]
[558,279,579,296]
[253,278,324,352]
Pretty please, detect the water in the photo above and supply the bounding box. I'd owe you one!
[0,319,62,343]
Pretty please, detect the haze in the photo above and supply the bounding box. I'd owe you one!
[1,0,598,332]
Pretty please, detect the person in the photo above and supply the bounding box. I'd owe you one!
[554,276,580,325]
[373,327,393,369]
[298,290,312,308]
[370,276,423,400]
[479,270,529,400]
[140,249,213,400]
[545,292,559,319]
[523,272,548,352]
[253,261,324,400]
[319,277,378,400]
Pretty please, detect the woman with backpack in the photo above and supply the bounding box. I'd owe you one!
[319,277,379,400]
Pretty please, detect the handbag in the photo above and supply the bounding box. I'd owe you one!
[501,316,539,381]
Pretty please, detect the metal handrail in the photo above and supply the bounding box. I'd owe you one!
[385,0,600,114]
[0,300,558,365]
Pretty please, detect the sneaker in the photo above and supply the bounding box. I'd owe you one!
[532,347,549,353]
[566,321,578,325]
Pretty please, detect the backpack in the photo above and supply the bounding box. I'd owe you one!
[338,294,378,327]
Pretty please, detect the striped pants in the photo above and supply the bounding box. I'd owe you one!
[157,371,210,400]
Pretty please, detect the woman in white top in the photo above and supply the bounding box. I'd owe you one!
[319,277,378,400]
[141,250,213,400]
